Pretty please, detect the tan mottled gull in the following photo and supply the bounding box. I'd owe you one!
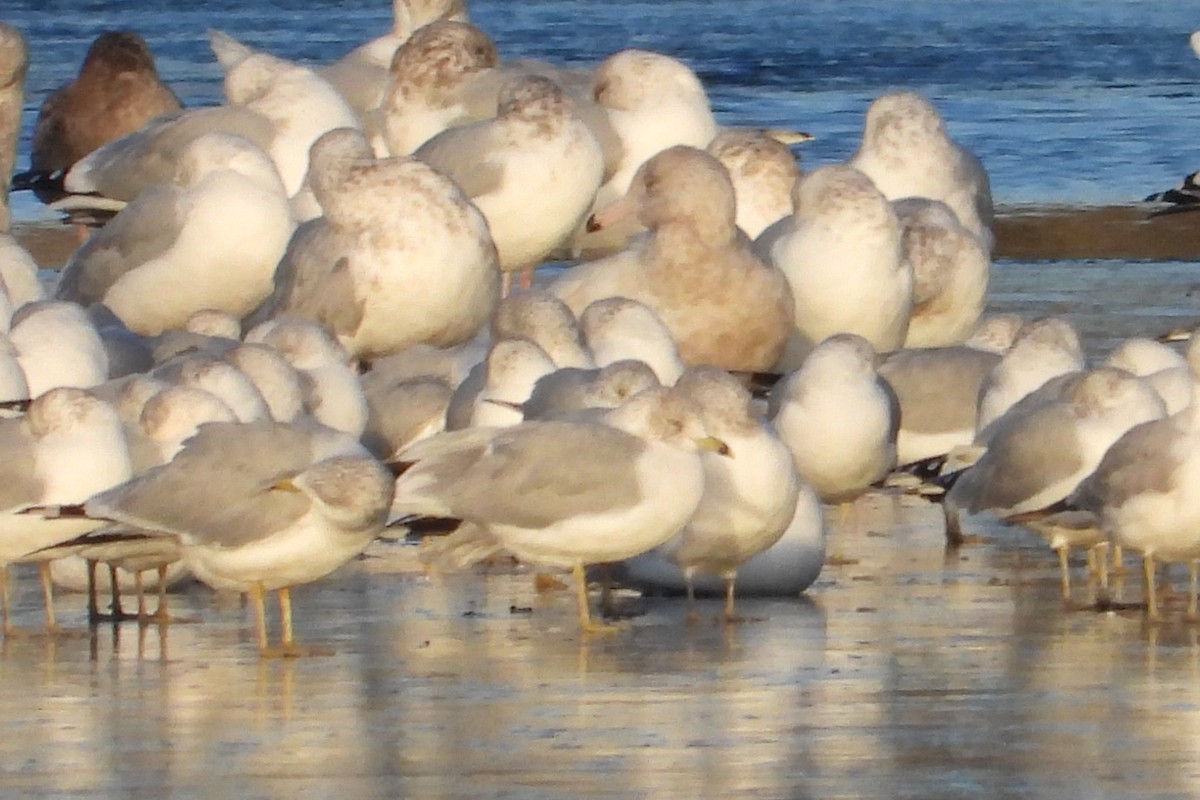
[707,128,802,240]
[395,385,726,633]
[415,74,604,293]
[894,197,990,348]
[251,127,500,361]
[55,132,294,336]
[849,91,994,249]
[380,21,500,157]
[65,420,393,656]
[551,146,794,373]
[321,0,470,116]
[755,164,912,371]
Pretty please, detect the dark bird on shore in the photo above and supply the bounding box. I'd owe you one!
[1144,170,1200,217]
[12,31,181,203]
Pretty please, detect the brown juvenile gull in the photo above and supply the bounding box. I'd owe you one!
[551,146,793,374]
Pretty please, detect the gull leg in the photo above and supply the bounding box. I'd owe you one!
[153,566,170,621]
[574,563,620,635]
[518,268,535,290]
[262,586,334,659]
[1189,561,1200,622]
[501,272,513,298]
[722,574,738,623]
[135,572,147,620]
[39,563,66,635]
[1144,554,1161,622]
[86,559,101,624]
[108,564,129,621]
[1056,545,1072,604]
[684,570,699,626]
[250,581,270,654]
[1,565,10,636]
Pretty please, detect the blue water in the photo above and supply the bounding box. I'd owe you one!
[4,0,1200,220]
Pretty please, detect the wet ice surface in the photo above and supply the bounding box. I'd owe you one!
[4,499,1200,799]
[4,256,1199,798]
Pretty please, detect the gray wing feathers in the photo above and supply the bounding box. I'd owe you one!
[88,421,316,548]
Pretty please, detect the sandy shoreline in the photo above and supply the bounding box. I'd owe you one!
[8,204,1200,270]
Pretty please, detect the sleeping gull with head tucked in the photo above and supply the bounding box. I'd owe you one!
[893,197,990,348]
[849,91,994,250]
[55,132,294,336]
[415,74,604,293]
[250,127,500,362]
[0,388,132,634]
[755,164,912,370]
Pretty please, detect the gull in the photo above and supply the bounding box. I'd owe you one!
[414,74,604,293]
[245,320,369,438]
[769,334,898,505]
[55,132,294,336]
[250,127,500,362]
[0,388,132,634]
[207,30,362,197]
[1105,337,1191,415]
[521,360,661,422]
[944,367,1167,554]
[9,301,109,396]
[976,317,1085,436]
[629,367,801,621]
[17,31,181,202]
[321,0,470,116]
[578,298,685,386]
[0,24,27,232]
[551,146,794,374]
[848,91,994,249]
[467,339,556,428]
[573,49,718,257]
[880,344,1003,468]
[394,385,727,633]
[707,128,803,240]
[894,197,990,348]
[380,21,500,157]
[756,164,912,370]
[1066,334,1200,620]
[62,420,394,656]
